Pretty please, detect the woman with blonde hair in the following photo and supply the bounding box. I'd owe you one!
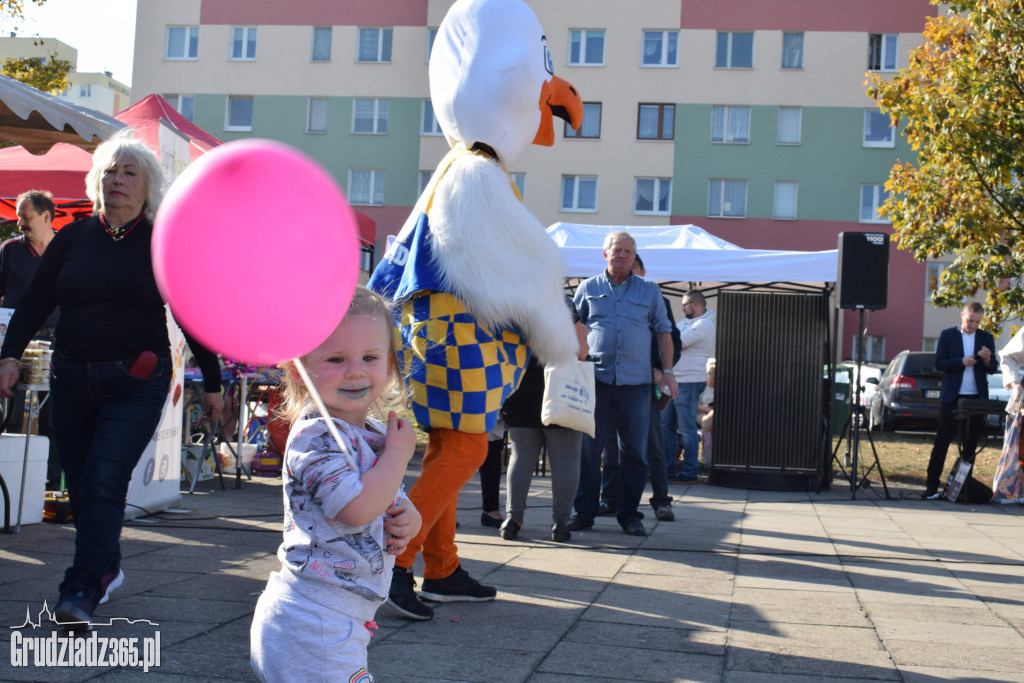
[0,131,223,627]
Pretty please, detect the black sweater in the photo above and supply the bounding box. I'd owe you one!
[0,215,221,393]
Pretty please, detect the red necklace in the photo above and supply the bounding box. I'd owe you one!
[99,212,144,242]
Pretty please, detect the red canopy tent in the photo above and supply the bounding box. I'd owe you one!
[0,94,376,245]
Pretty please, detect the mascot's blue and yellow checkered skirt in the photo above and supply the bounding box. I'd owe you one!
[398,291,528,434]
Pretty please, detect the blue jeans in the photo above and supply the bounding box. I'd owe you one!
[600,436,618,509]
[50,351,172,600]
[575,381,649,527]
[668,382,705,480]
[602,396,670,509]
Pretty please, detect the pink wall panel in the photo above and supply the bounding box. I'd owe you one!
[678,0,936,33]
[671,215,925,362]
[357,204,415,252]
[200,0,428,27]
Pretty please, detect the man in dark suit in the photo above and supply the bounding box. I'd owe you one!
[923,301,999,499]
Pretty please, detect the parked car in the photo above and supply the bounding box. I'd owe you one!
[838,361,886,410]
[868,351,943,431]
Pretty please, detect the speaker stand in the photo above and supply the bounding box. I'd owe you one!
[829,308,890,500]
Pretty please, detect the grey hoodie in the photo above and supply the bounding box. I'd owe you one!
[271,407,407,622]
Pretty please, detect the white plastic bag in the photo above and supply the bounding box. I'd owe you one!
[541,361,596,437]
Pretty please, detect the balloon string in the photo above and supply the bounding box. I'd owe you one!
[291,357,352,459]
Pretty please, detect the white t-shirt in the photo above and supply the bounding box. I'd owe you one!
[959,329,979,395]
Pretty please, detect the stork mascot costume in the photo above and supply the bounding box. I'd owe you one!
[368,0,583,618]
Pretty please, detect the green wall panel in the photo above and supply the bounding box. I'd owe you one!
[672,104,912,222]
[191,94,422,207]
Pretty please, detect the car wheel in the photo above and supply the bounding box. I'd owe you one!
[880,406,895,432]
[868,401,880,431]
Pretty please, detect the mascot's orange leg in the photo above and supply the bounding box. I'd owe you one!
[395,428,488,579]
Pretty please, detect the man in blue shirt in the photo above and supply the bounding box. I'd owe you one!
[571,232,677,536]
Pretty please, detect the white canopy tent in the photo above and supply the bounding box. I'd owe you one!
[0,74,124,155]
[548,222,838,288]
[548,222,843,491]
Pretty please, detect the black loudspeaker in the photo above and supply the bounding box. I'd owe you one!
[711,291,829,490]
[836,232,889,310]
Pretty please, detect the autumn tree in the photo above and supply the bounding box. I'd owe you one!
[867,0,1024,328]
[0,1,45,20]
[2,53,71,93]
[1,1,67,93]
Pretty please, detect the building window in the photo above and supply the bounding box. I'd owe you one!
[708,179,747,218]
[229,26,257,60]
[418,170,433,194]
[773,181,798,220]
[926,263,949,299]
[426,27,438,62]
[568,30,604,66]
[852,334,885,363]
[565,102,601,139]
[225,96,254,131]
[923,337,937,353]
[421,100,443,135]
[79,84,91,97]
[358,28,393,63]
[777,106,801,145]
[312,27,332,62]
[307,97,327,133]
[634,178,671,215]
[165,26,199,60]
[352,98,388,134]
[860,184,890,223]
[561,175,598,212]
[164,94,195,122]
[349,169,386,206]
[868,33,897,71]
[711,105,750,143]
[637,103,674,140]
[863,109,894,148]
[642,30,678,67]
[782,32,803,69]
[510,172,526,199]
[715,31,753,68]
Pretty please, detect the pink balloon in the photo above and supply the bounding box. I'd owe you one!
[153,139,360,365]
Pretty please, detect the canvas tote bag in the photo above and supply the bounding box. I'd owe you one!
[541,361,596,437]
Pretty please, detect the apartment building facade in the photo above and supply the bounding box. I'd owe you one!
[131,0,994,361]
[0,35,131,114]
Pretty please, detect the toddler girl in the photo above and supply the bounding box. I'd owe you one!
[251,287,421,682]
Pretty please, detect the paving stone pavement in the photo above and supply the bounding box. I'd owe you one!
[3,461,1024,682]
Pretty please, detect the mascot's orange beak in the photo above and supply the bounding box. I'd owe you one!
[533,74,583,146]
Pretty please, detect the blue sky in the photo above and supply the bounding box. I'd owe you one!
[5,0,137,85]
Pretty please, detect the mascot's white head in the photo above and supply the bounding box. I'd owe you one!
[429,0,583,167]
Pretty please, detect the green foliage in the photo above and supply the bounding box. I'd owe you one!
[867,0,1024,328]
[0,219,20,243]
[2,53,71,93]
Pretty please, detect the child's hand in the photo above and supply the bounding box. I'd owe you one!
[384,411,417,464]
[383,502,422,556]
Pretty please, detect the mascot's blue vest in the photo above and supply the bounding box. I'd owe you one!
[368,149,529,433]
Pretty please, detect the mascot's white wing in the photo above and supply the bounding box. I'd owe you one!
[429,153,578,367]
